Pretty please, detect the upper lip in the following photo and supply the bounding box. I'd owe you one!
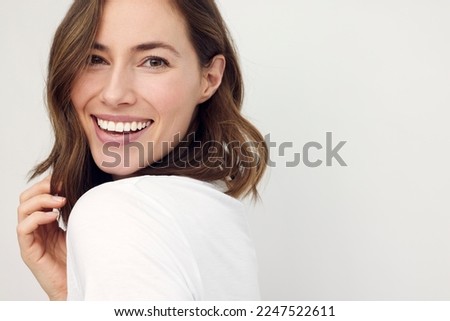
[93,114,153,122]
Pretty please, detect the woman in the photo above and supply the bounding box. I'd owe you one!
[17,0,267,300]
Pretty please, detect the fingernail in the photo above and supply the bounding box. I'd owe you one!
[49,208,60,221]
[52,196,65,202]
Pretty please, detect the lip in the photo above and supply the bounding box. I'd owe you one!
[94,114,152,123]
[91,115,152,145]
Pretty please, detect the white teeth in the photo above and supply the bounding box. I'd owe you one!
[131,121,137,131]
[96,117,151,133]
[107,121,115,131]
[115,122,124,133]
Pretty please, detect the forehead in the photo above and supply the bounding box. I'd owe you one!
[97,0,188,47]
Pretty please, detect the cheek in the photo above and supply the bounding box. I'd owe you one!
[70,88,82,114]
[142,73,201,126]
[70,76,94,113]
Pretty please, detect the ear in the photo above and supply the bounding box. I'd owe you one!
[198,55,226,104]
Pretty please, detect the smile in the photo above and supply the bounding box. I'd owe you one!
[96,117,152,134]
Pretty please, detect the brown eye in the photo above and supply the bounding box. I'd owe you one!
[143,56,169,69]
[88,55,107,65]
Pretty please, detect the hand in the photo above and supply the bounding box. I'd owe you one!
[17,175,67,300]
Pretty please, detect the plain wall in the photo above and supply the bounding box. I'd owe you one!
[1,0,449,300]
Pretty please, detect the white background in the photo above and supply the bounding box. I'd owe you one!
[1,0,449,300]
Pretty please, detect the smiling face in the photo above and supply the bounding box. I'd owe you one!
[70,0,223,178]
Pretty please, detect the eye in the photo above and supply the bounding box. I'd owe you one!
[88,55,107,66]
[142,56,169,69]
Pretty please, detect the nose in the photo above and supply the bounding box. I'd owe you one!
[100,66,137,107]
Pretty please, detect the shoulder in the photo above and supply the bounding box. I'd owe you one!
[66,175,256,300]
[69,175,245,234]
[72,175,243,217]
[79,175,239,202]
[67,176,218,299]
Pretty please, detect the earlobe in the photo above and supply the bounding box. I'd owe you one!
[199,55,226,103]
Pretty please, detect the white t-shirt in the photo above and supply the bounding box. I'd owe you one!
[66,175,260,300]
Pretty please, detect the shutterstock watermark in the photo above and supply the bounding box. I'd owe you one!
[266,132,348,167]
[101,132,348,169]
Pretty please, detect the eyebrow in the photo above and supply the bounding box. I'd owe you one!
[93,41,181,57]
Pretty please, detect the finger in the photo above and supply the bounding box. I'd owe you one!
[18,194,66,223]
[17,210,59,251]
[19,175,52,204]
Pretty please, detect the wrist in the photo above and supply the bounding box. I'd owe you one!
[48,290,67,301]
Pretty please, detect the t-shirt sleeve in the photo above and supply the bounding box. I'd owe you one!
[66,182,203,300]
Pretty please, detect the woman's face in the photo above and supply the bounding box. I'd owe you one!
[71,0,223,178]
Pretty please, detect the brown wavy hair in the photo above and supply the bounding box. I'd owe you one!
[32,0,268,224]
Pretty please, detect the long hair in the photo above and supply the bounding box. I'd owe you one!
[32,0,268,224]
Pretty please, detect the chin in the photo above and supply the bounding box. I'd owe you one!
[101,165,136,176]
[100,165,144,180]
[92,153,147,179]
